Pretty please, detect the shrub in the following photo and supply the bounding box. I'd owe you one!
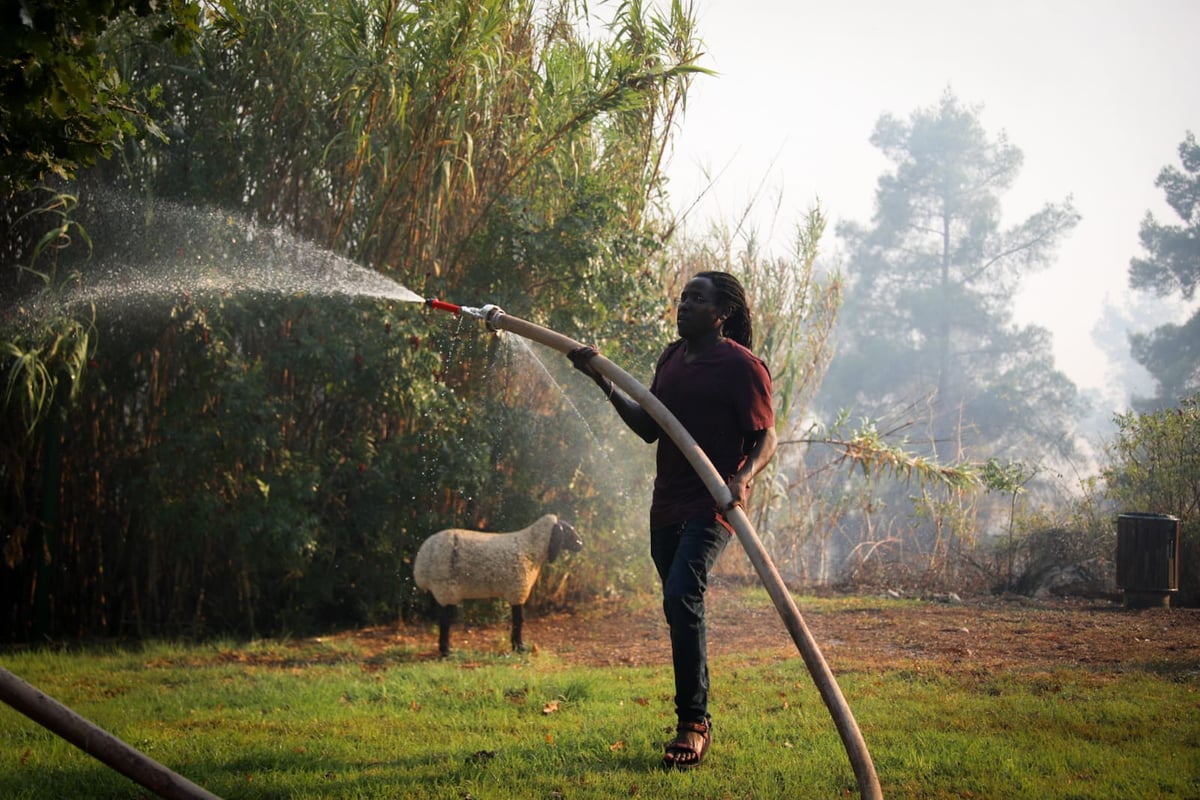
[1102,395,1200,605]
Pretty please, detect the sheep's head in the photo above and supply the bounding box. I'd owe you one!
[547,520,584,563]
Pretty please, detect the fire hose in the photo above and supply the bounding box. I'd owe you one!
[428,298,882,799]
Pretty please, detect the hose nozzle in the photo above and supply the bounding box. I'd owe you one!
[425,298,461,314]
[425,298,496,323]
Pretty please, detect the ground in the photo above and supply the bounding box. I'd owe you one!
[330,581,1200,674]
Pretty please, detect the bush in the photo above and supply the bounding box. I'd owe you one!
[1102,395,1200,605]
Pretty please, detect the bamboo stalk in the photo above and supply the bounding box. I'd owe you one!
[485,308,883,800]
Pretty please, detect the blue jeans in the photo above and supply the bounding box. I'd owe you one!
[650,517,731,725]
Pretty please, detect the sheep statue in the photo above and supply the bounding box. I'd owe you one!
[413,514,583,656]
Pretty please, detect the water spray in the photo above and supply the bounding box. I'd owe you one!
[427,300,882,800]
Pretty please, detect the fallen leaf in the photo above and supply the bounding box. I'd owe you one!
[609,740,626,751]
[542,700,559,714]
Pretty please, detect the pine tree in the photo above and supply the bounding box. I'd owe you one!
[1128,132,1200,408]
[820,90,1082,462]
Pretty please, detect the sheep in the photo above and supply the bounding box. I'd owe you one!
[413,514,583,656]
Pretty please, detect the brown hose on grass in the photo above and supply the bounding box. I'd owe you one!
[485,306,883,800]
[0,666,223,800]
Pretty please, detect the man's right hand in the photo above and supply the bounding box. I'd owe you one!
[568,345,600,379]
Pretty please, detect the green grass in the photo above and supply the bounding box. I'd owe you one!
[2,603,1198,799]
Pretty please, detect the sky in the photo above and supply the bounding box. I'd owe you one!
[661,0,1199,410]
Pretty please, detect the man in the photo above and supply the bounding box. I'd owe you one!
[569,271,777,769]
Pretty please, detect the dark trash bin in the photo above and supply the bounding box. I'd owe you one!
[1116,513,1180,608]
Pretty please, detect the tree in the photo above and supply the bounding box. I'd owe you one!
[0,0,199,194]
[1128,131,1200,408]
[1,0,707,639]
[820,90,1082,463]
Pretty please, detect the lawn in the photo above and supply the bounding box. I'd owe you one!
[2,591,1198,799]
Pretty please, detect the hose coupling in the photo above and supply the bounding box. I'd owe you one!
[481,304,505,332]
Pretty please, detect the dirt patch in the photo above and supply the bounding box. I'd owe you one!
[331,583,1200,675]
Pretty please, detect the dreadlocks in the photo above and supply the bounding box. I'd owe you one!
[694,271,754,350]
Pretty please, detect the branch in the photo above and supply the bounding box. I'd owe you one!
[779,433,981,490]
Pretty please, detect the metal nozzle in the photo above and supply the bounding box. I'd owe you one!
[424,298,499,326]
[481,304,505,331]
[458,305,487,320]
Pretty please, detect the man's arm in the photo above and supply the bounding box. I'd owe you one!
[727,427,777,509]
[607,388,660,443]
[568,346,659,443]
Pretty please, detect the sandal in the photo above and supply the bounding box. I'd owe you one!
[662,719,711,770]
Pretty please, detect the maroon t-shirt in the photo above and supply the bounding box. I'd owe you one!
[648,339,774,530]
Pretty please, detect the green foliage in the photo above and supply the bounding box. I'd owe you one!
[1,0,702,640]
[1103,395,1200,604]
[0,191,95,437]
[0,0,200,193]
[1104,394,1200,521]
[821,420,983,492]
[0,189,102,641]
[979,458,1035,495]
[1,191,94,416]
[0,314,92,437]
[1128,131,1200,408]
[98,0,703,287]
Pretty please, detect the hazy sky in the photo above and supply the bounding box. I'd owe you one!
[663,0,1199,407]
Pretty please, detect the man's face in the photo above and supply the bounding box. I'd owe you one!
[675,276,727,340]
